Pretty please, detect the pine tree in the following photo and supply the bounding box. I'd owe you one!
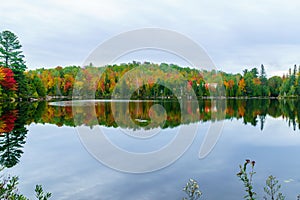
[0,30,28,99]
[260,64,269,96]
[0,30,26,72]
[260,64,267,79]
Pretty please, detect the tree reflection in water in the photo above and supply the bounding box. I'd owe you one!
[0,99,299,168]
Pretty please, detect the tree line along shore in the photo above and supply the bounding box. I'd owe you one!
[0,30,300,101]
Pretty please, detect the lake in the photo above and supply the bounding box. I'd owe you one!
[1,99,300,199]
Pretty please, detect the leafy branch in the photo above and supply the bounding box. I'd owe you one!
[237,159,257,200]
[263,175,285,200]
[182,179,202,200]
[0,167,51,200]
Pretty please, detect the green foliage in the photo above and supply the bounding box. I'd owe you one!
[0,102,47,169]
[237,159,257,200]
[236,160,290,200]
[268,76,283,97]
[16,71,31,99]
[1,98,299,133]
[0,30,26,72]
[27,72,45,97]
[263,175,285,200]
[0,30,27,100]
[0,30,300,100]
[182,179,202,200]
[0,174,28,200]
[35,185,51,200]
[1,54,300,100]
[0,127,27,168]
[184,160,297,200]
[0,168,51,200]
[243,69,256,97]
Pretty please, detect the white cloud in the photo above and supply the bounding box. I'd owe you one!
[0,0,300,74]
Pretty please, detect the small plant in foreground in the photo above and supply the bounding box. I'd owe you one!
[0,167,51,199]
[35,184,52,200]
[263,175,285,200]
[182,178,202,200]
[237,159,257,200]
[0,175,28,199]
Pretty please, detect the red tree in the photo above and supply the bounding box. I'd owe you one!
[0,67,17,90]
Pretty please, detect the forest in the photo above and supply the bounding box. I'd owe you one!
[1,30,300,101]
[26,63,300,99]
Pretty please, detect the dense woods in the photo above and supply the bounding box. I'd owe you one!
[1,62,300,101]
[1,30,300,101]
[22,62,300,100]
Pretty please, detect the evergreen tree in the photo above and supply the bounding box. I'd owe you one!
[260,64,269,96]
[260,64,267,79]
[0,127,27,168]
[0,30,26,72]
[251,68,259,78]
[0,30,27,99]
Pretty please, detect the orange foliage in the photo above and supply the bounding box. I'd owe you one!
[238,78,246,92]
[253,78,261,85]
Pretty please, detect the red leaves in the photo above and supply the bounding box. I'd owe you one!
[0,67,17,90]
[0,110,18,133]
[64,81,73,92]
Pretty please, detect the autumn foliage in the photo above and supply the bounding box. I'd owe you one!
[0,67,17,91]
[0,110,17,133]
[0,62,300,100]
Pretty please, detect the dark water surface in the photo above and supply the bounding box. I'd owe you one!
[1,99,300,199]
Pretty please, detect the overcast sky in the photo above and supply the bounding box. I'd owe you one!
[1,0,300,76]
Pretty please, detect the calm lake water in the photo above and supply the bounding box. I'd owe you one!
[1,99,300,199]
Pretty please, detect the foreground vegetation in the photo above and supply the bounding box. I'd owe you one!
[183,159,299,200]
[2,159,297,200]
[0,168,51,200]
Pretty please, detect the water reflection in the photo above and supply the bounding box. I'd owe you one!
[0,99,299,168]
[51,99,300,130]
[0,102,47,168]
